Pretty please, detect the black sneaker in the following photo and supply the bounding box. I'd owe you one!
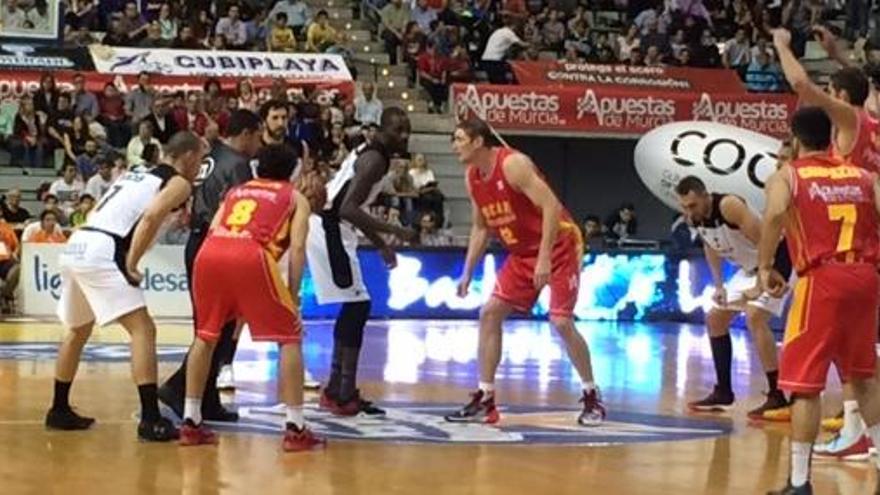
[45,407,95,431]
[577,389,607,427]
[157,382,184,419]
[202,405,239,422]
[444,390,500,424]
[688,386,735,412]
[748,389,791,421]
[138,416,180,442]
[767,480,813,495]
[338,390,386,417]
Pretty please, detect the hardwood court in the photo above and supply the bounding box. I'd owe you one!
[0,320,875,495]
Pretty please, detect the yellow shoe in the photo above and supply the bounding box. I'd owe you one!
[822,415,844,432]
[761,406,792,422]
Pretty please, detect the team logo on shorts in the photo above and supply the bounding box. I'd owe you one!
[227,402,731,446]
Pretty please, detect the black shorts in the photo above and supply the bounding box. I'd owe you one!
[0,259,16,279]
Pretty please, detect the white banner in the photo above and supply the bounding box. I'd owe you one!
[88,45,352,81]
[20,244,192,318]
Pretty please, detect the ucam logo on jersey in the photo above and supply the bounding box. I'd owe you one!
[634,121,782,212]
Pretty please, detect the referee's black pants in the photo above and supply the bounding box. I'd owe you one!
[160,228,237,413]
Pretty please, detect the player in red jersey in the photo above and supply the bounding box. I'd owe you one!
[760,107,880,495]
[774,27,880,457]
[179,144,327,452]
[444,118,605,426]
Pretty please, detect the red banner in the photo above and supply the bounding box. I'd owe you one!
[0,70,355,105]
[451,83,797,138]
[510,61,746,93]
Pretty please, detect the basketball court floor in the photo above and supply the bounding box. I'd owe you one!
[0,319,874,494]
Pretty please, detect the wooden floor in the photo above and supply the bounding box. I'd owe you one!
[0,319,875,495]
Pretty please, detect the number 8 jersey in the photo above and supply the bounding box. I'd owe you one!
[211,178,295,261]
[786,154,879,275]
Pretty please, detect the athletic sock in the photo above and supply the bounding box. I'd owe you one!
[478,382,495,396]
[286,405,305,430]
[766,370,779,393]
[842,400,866,439]
[790,441,812,487]
[709,334,733,394]
[52,380,72,411]
[184,397,203,425]
[138,384,161,422]
[582,382,597,394]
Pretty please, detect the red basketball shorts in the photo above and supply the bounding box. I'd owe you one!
[779,263,879,394]
[492,230,583,318]
[192,236,302,344]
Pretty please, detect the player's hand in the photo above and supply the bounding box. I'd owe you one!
[533,257,551,290]
[380,245,398,269]
[812,24,837,54]
[759,268,787,298]
[457,274,471,297]
[125,264,144,287]
[772,28,792,48]
[711,286,727,306]
[741,284,763,301]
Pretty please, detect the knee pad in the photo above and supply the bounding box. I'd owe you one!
[334,300,371,347]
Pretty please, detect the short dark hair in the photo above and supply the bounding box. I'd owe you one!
[583,215,601,224]
[380,106,409,129]
[830,67,870,106]
[141,143,160,162]
[226,109,262,137]
[259,99,288,121]
[316,9,328,18]
[256,144,298,180]
[675,176,707,196]
[455,117,501,147]
[79,194,95,203]
[791,106,832,151]
[40,209,58,221]
[276,12,288,21]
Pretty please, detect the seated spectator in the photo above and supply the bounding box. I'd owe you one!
[63,115,92,166]
[126,120,161,168]
[246,8,269,49]
[172,24,202,49]
[46,93,76,166]
[355,82,383,126]
[745,49,784,92]
[97,83,130,148]
[22,209,67,243]
[417,41,448,114]
[640,18,668,55]
[418,211,452,246]
[674,47,694,66]
[75,139,101,180]
[172,92,210,136]
[85,157,115,200]
[412,0,438,32]
[39,193,68,226]
[669,29,688,59]
[564,20,593,59]
[605,203,638,240]
[33,73,59,119]
[144,99,176,144]
[268,12,297,52]
[102,17,132,46]
[10,96,46,168]
[125,72,155,130]
[116,1,149,43]
[236,79,259,112]
[723,28,751,78]
[380,0,411,65]
[1,188,30,226]
[68,194,94,228]
[306,9,337,52]
[644,45,665,66]
[409,153,444,224]
[542,9,567,53]
[582,215,604,251]
[327,123,349,168]
[157,3,178,41]
[72,73,99,119]
[267,0,311,39]
[138,20,168,47]
[692,28,722,68]
[446,43,474,83]
[215,4,248,49]
[140,143,161,170]
[403,21,427,87]
[0,213,20,313]
[522,16,542,47]
[386,157,418,225]
[49,164,84,217]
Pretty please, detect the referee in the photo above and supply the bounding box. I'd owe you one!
[159,110,263,421]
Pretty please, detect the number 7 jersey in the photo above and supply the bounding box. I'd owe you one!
[786,154,879,275]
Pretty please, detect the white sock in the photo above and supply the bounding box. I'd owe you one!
[583,382,597,393]
[790,441,812,487]
[842,400,865,438]
[865,423,880,469]
[184,397,202,425]
[478,382,495,395]
[286,405,305,430]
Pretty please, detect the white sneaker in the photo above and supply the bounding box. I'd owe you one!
[217,365,235,391]
[814,431,872,460]
[304,369,321,391]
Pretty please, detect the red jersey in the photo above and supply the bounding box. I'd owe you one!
[467,147,577,256]
[833,109,880,172]
[785,154,879,274]
[211,178,296,261]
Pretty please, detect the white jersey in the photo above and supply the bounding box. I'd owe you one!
[322,143,390,215]
[84,165,177,239]
[694,194,759,272]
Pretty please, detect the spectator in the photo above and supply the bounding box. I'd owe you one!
[268,12,297,52]
[246,8,269,49]
[10,97,46,168]
[634,5,667,36]
[46,93,76,161]
[267,0,310,38]
[33,73,59,118]
[355,82,383,126]
[126,120,161,168]
[417,41,448,114]
[418,211,452,246]
[144,99,176,144]
[669,29,688,59]
[141,0,163,21]
[215,4,248,48]
[98,83,130,148]
[674,47,694,66]
[542,9,567,53]
[617,24,641,62]
[210,33,228,50]
[62,115,92,165]
[68,0,98,31]
[386,157,418,225]
[501,0,528,24]
[306,9,336,52]
[409,152,435,189]
[644,45,665,66]
[236,79,259,112]
[191,9,214,45]
[411,0,438,32]
[75,139,101,179]
[22,210,67,243]
[139,20,168,47]
[173,92,210,136]
[582,214,604,250]
[403,22,427,86]
[380,0,411,66]
[72,73,99,119]
[140,142,161,170]
[745,48,784,92]
[172,24,201,49]
[565,20,593,59]
[692,28,722,67]
[723,27,751,77]
[2,0,26,29]
[84,157,115,200]
[523,16,542,47]
[605,203,638,240]
[446,43,474,82]
[429,19,455,56]
[1,189,31,226]
[125,72,155,128]
[103,17,132,46]
[117,1,149,42]
[846,0,870,41]
[481,18,528,84]
[157,3,178,41]
[49,164,84,217]
[567,5,591,34]
[0,213,20,312]
[640,18,669,55]
[68,194,95,228]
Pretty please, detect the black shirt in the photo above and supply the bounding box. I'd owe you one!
[1,203,30,224]
[189,141,253,232]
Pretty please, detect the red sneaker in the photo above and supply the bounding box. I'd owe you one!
[444,390,501,424]
[282,424,327,452]
[179,420,218,446]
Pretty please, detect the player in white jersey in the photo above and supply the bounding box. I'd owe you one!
[45,131,206,442]
[676,176,793,420]
[306,107,417,416]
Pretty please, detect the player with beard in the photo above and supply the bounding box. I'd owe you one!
[159,110,263,422]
